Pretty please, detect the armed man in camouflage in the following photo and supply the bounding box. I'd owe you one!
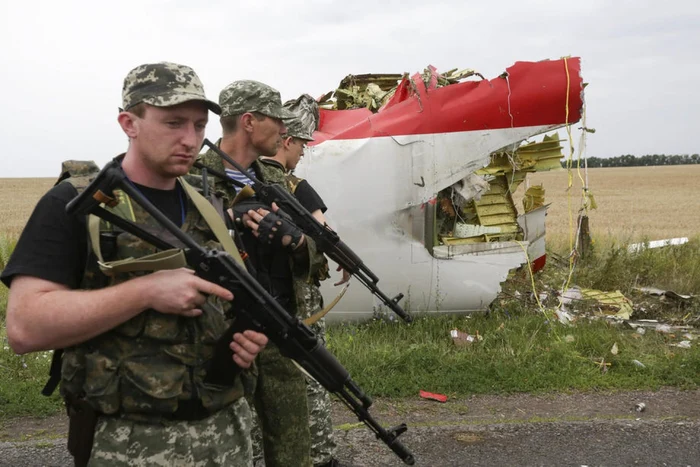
[2,62,268,466]
[194,80,328,467]
[259,97,352,467]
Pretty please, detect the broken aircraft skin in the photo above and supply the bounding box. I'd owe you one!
[295,57,585,321]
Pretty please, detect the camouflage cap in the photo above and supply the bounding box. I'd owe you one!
[283,94,319,141]
[219,80,296,120]
[122,62,221,114]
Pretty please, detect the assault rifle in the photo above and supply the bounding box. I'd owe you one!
[200,138,413,323]
[65,160,415,465]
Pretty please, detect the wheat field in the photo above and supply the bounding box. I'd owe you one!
[1,165,699,242]
[511,165,700,245]
[0,178,54,237]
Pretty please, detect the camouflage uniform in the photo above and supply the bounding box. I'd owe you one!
[90,398,252,467]
[258,159,337,467]
[281,96,339,467]
[194,80,331,467]
[59,63,252,466]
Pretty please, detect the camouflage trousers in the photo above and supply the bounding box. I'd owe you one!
[88,397,253,467]
[248,343,312,467]
[306,374,336,465]
[306,318,337,466]
[251,319,336,467]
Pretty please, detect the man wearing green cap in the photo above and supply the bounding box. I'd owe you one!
[194,80,330,467]
[2,62,267,466]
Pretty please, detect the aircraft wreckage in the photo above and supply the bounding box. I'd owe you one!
[293,57,585,320]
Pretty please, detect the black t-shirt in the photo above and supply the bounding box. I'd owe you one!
[1,182,186,289]
[132,183,188,228]
[1,182,86,289]
[294,180,326,215]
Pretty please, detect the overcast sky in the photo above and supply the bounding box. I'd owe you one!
[1,0,698,178]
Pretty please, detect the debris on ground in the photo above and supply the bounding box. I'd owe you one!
[627,237,689,253]
[490,246,699,342]
[558,286,634,321]
[670,341,692,349]
[582,288,633,320]
[450,329,482,346]
[419,390,448,403]
[625,320,694,334]
[634,287,694,302]
[555,308,574,325]
[635,402,646,412]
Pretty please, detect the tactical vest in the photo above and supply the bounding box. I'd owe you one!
[56,160,245,420]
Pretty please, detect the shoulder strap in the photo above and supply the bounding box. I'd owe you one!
[179,177,245,267]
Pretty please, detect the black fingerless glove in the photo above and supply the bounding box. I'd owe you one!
[257,210,304,250]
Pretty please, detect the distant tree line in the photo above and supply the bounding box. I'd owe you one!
[561,154,700,168]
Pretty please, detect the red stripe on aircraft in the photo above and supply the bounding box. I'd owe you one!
[312,58,583,145]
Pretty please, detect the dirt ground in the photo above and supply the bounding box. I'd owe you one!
[2,388,699,466]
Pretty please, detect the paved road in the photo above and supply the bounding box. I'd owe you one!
[2,389,698,466]
[336,419,700,466]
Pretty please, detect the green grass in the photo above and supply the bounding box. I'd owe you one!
[561,236,700,295]
[0,233,698,419]
[327,313,700,397]
[326,238,700,397]
[0,336,63,418]
[0,234,16,319]
[1,233,64,419]
[1,232,17,324]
